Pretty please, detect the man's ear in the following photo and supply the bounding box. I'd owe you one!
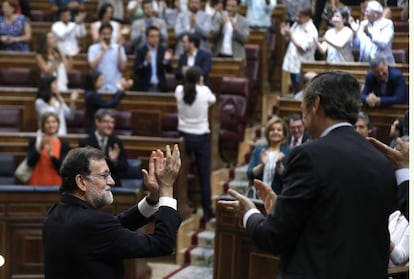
[312,95,321,114]
[75,174,88,192]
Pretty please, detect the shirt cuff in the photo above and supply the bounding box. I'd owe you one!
[396,168,409,185]
[137,197,159,218]
[243,208,261,228]
[159,196,177,210]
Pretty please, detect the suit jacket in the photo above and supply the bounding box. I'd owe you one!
[212,13,250,60]
[130,17,168,51]
[43,194,182,279]
[79,133,129,187]
[133,44,173,92]
[175,48,212,87]
[361,66,408,106]
[398,180,408,220]
[287,131,310,147]
[246,126,397,279]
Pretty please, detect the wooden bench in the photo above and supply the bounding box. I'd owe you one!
[274,96,408,144]
[300,61,409,88]
[0,51,245,93]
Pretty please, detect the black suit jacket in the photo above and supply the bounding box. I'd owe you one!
[133,44,172,92]
[287,131,310,147]
[398,180,409,220]
[79,134,129,187]
[246,126,397,279]
[43,195,182,279]
[175,49,212,87]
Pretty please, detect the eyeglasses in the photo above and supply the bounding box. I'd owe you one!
[87,172,112,181]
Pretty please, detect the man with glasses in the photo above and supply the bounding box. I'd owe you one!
[287,113,309,147]
[79,108,128,187]
[43,144,182,278]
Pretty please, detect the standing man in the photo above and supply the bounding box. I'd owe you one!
[130,0,168,51]
[361,55,407,107]
[43,144,182,278]
[286,113,309,147]
[220,71,397,279]
[133,26,173,92]
[175,33,212,87]
[79,109,129,187]
[51,7,87,56]
[212,0,250,60]
[174,0,212,56]
[351,0,394,63]
[88,23,127,93]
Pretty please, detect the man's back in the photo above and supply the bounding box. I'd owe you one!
[247,126,397,278]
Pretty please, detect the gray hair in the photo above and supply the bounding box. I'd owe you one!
[94,108,115,121]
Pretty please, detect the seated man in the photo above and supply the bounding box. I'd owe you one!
[361,55,408,107]
[354,111,373,137]
[133,26,173,92]
[79,109,129,187]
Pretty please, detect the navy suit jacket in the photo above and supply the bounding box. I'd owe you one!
[175,49,212,87]
[133,44,172,92]
[43,195,182,279]
[361,66,408,106]
[287,131,310,147]
[246,126,397,279]
[79,134,129,187]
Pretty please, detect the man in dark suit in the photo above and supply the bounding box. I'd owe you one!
[361,55,408,107]
[175,33,212,88]
[220,71,397,279]
[79,109,128,187]
[133,26,173,92]
[286,113,309,147]
[43,145,182,278]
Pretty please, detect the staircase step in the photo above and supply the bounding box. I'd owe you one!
[197,230,215,249]
[190,247,214,267]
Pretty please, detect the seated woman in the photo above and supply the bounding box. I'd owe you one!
[314,7,354,63]
[247,116,291,195]
[27,112,70,186]
[90,3,121,44]
[84,70,132,132]
[0,0,31,51]
[35,75,79,136]
[36,32,72,92]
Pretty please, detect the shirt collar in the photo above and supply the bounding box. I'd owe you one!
[320,122,352,137]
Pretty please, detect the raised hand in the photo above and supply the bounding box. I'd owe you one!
[108,143,120,162]
[367,137,409,169]
[254,179,277,214]
[142,150,160,202]
[218,188,256,217]
[154,144,181,197]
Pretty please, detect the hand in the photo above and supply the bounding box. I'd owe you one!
[218,188,256,217]
[366,92,378,107]
[116,78,133,91]
[164,49,173,61]
[181,65,189,76]
[367,137,409,169]
[260,148,267,165]
[349,18,360,33]
[142,150,160,203]
[154,144,181,197]
[70,90,80,101]
[145,52,151,63]
[75,11,86,23]
[108,143,120,162]
[189,12,196,26]
[101,41,109,52]
[254,179,277,214]
[276,152,285,174]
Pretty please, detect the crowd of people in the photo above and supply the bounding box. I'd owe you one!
[0,0,409,277]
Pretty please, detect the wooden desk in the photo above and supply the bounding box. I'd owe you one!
[0,186,141,279]
[274,96,408,144]
[214,200,279,279]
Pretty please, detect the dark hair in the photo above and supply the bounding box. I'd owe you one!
[298,5,313,17]
[84,70,102,91]
[40,111,60,133]
[58,6,70,16]
[142,0,153,7]
[98,3,114,21]
[36,32,51,61]
[60,147,106,194]
[303,71,361,124]
[182,66,202,105]
[357,111,372,129]
[99,22,113,35]
[288,113,303,123]
[94,108,115,121]
[3,0,17,12]
[183,33,200,48]
[36,75,57,103]
[145,25,160,37]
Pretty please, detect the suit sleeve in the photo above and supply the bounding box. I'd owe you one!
[108,138,129,175]
[398,180,409,220]
[175,55,185,81]
[199,51,212,79]
[361,73,374,104]
[233,17,250,44]
[379,72,407,106]
[245,146,318,254]
[134,47,150,74]
[86,90,125,108]
[27,137,40,167]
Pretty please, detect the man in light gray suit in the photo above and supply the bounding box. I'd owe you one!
[130,0,168,52]
[212,0,250,60]
[174,0,212,56]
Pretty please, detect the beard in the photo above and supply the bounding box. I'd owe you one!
[90,188,113,208]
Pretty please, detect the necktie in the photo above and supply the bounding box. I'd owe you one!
[292,138,298,147]
[100,138,106,152]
